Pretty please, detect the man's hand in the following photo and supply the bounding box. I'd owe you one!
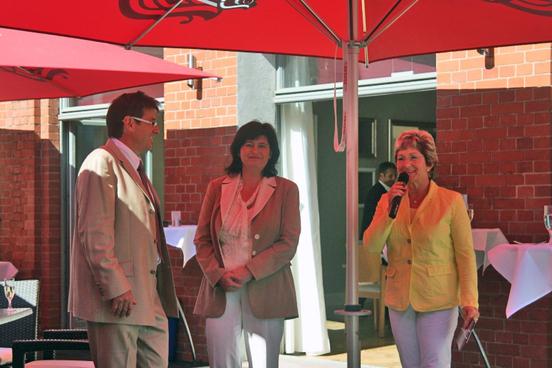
[461,306,479,329]
[110,290,137,318]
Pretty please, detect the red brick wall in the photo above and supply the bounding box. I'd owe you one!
[0,99,61,330]
[165,126,236,362]
[437,45,552,367]
[164,49,237,130]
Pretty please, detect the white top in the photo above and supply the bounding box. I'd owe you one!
[218,178,261,271]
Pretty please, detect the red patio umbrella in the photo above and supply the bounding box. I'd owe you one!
[0,1,550,62]
[1,2,550,366]
[0,27,217,102]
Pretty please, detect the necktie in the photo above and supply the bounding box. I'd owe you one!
[137,162,165,261]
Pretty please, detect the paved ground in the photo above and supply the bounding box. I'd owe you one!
[170,303,401,367]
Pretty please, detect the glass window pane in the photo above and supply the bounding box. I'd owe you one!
[278,54,435,88]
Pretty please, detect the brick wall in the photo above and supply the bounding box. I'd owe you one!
[165,126,236,362]
[164,49,237,130]
[0,99,61,330]
[437,44,552,367]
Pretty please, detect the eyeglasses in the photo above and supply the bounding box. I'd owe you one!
[130,116,157,126]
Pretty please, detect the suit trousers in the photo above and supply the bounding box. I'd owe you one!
[87,290,168,368]
[205,287,284,368]
[389,305,458,368]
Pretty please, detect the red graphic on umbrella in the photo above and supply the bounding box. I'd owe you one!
[487,0,552,16]
[120,0,256,24]
[1,67,68,82]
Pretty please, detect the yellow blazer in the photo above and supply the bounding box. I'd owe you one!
[363,181,478,312]
[193,175,300,319]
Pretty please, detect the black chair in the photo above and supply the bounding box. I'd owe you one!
[0,280,40,366]
[12,329,92,368]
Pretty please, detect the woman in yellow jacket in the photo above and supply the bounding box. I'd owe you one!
[363,130,478,367]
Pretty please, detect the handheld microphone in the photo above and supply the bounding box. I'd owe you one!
[389,172,409,219]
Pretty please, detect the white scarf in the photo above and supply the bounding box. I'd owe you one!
[219,178,261,271]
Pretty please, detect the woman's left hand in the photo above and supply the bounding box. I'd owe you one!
[226,266,253,287]
[461,306,479,329]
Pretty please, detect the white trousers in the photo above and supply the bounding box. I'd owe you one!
[389,305,458,368]
[205,287,284,368]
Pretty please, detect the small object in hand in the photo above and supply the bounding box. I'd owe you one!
[455,318,476,351]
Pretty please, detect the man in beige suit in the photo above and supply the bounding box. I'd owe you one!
[68,91,178,368]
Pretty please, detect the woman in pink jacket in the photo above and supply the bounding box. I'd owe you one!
[193,121,300,368]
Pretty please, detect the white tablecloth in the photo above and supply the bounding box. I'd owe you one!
[0,307,31,325]
[488,243,552,318]
[164,225,197,267]
[471,228,508,270]
[0,262,18,280]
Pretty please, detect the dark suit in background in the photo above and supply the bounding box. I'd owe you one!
[361,181,388,236]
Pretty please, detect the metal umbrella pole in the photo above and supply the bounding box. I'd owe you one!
[334,1,370,368]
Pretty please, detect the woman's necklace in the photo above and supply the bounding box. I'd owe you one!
[409,188,428,207]
[410,197,421,206]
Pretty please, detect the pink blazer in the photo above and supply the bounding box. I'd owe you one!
[193,175,300,319]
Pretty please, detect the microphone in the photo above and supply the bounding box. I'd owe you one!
[389,172,409,219]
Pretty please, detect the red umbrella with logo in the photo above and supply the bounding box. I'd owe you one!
[0,1,549,62]
[0,27,217,102]
[1,2,550,366]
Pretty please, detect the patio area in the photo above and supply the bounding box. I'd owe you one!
[169,317,400,368]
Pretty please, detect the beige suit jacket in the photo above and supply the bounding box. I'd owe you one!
[68,140,178,326]
[193,175,300,319]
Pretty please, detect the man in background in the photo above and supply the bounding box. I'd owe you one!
[361,161,397,235]
[68,91,178,367]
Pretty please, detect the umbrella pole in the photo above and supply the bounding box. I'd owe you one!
[343,1,366,367]
[334,41,366,368]
[343,39,364,368]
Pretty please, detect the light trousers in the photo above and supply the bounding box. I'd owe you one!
[389,305,458,368]
[205,287,284,368]
[87,299,168,368]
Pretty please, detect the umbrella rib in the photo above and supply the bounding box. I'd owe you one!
[362,0,402,42]
[288,0,342,47]
[126,0,184,49]
[362,0,419,45]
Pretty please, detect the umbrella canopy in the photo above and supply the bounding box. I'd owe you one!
[0,1,550,63]
[0,27,217,102]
